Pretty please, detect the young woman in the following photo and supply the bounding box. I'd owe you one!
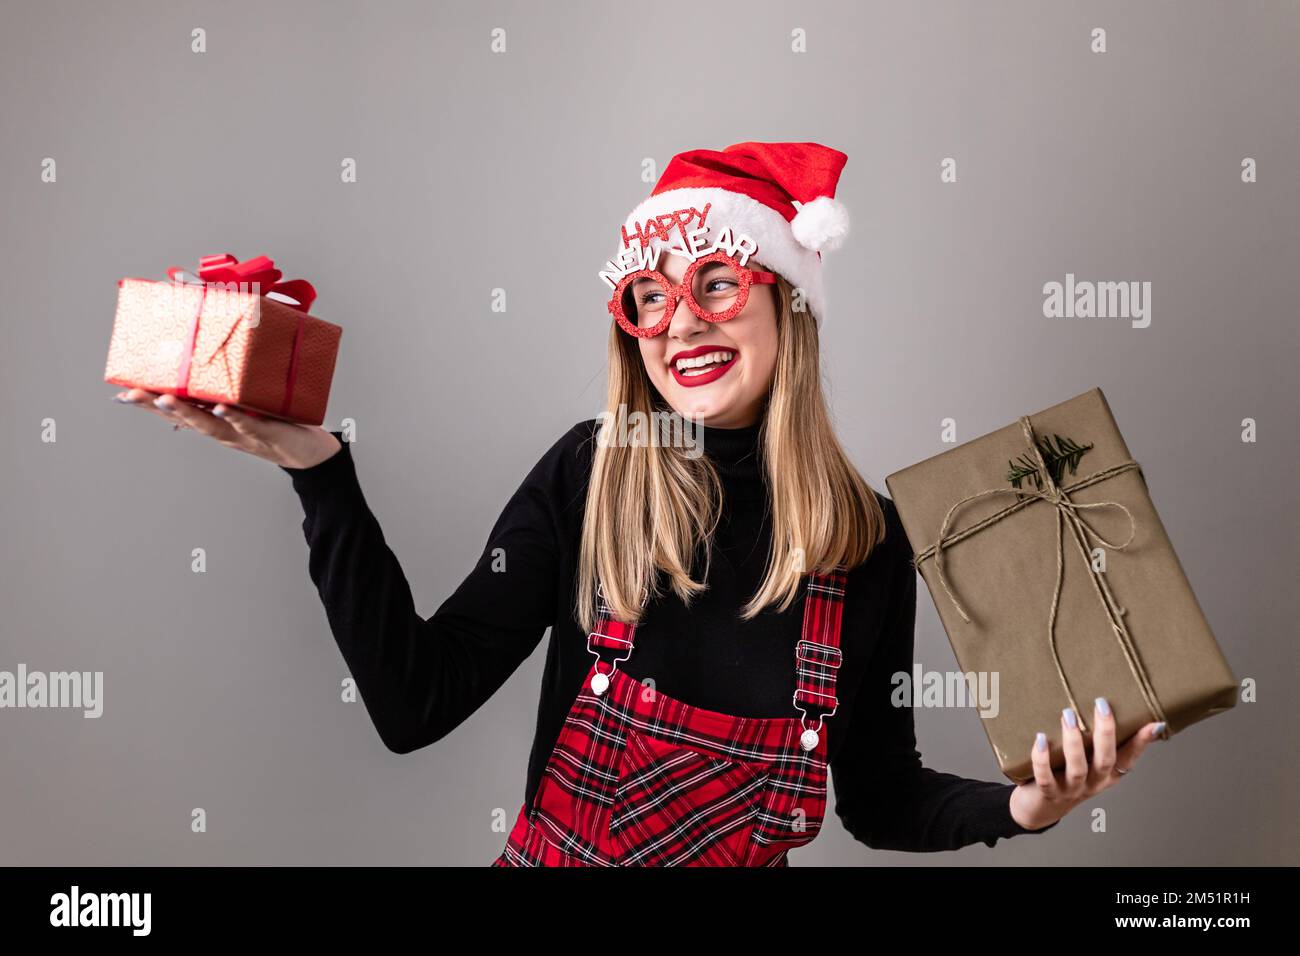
[113,141,1164,866]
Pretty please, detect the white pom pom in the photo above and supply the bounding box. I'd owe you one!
[790,195,850,253]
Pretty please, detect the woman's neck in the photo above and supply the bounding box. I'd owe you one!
[696,416,766,503]
[698,419,763,465]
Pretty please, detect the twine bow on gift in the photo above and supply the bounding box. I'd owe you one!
[165,254,317,417]
[911,415,1171,739]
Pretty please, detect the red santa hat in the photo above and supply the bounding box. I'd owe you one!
[615,141,850,325]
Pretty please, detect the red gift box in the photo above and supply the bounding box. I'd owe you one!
[104,254,342,426]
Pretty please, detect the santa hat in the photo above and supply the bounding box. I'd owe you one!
[615,141,850,325]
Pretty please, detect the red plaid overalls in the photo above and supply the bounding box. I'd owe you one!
[493,568,848,866]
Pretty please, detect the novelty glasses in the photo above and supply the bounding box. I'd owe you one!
[607,252,778,339]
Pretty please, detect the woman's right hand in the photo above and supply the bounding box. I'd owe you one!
[113,388,343,470]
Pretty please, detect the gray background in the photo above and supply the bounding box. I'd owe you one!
[1,0,1295,865]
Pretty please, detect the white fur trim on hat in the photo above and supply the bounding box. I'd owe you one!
[618,186,828,325]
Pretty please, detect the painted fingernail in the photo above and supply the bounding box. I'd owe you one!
[212,406,227,418]
[113,394,131,403]
[1095,697,1111,717]
[1150,721,1166,739]
[1035,732,1047,752]
[1062,707,1077,728]
[153,397,172,413]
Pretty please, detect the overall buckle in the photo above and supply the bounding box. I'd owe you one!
[588,582,649,696]
[792,688,839,752]
[793,640,841,752]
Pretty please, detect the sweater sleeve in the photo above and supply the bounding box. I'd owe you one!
[279,428,571,755]
[829,501,1061,851]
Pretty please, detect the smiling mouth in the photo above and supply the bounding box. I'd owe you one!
[669,349,738,387]
[674,349,735,375]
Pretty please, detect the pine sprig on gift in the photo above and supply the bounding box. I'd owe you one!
[1007,434,1094,491]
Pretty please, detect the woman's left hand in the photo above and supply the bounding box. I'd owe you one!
[1008,698,1166,831]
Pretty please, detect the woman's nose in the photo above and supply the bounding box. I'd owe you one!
[667,293,707,338]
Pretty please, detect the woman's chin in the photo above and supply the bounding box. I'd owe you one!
[667,390,738,425]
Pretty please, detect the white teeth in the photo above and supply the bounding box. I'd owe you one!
[674,350,735,372]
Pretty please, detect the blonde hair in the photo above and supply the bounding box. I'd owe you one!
[575,274,886,633]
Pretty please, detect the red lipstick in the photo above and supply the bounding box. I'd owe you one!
[668,345,739,388]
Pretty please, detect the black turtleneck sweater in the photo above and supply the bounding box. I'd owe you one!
[280,418,1059,853]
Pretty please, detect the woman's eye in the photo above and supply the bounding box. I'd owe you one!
[706,279,738,294]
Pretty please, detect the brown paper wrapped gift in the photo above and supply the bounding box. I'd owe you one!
[884,387,1238,782]
[105,254,341,426]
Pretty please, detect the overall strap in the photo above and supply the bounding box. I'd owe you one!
[793,568,848,750]
[586,581,650,695]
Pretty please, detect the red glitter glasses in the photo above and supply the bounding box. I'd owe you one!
[606,251,778,339]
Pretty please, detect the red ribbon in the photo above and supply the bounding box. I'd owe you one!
[166,254,316,418]
[167,253,317,313]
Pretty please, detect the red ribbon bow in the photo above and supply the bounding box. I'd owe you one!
[166,253,317,418]
[167,253,317,313]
